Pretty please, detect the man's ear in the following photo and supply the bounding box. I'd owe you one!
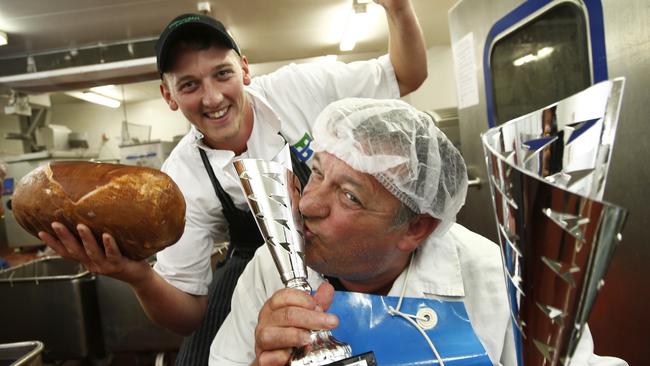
[240,55,252,85]
[159,80,179,111]
[396,215,440,252]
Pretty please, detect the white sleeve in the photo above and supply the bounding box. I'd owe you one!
[209,247,283,365]
[497,323,628,366]
[289,54,400,102]
[208,280,260,366]
[499,322,518,366]
[153,152,229,295]
[568,325,628,366]
[253,55,400,117]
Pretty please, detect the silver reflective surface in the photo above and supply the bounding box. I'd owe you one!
[233,159,352,366]
[0,341,44,366]
[234,158,309,289]
[482,78,628,366]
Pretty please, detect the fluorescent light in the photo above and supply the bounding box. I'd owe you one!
[339,2,370,52]
[89,84,124,100]
[90,85,116,94]
[513,54,537,66]
[65,91,121,108]
[537,46,554,57]
[513,46,554,67]
[0,31,7,46]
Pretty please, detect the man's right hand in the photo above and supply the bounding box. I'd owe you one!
[38,222,150,285]
[253,283,339,366]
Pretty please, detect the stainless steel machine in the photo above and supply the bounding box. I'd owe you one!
[448,1,649,364]
[119,139,176,169]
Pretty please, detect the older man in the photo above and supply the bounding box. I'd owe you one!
[212,98,624,366]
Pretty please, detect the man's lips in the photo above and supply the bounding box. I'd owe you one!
[303,222,316,239]
[203,105,229,120]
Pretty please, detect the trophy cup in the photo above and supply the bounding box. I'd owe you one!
[482,78,628,366]
[233,158,353,366]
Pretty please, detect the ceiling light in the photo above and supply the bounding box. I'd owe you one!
[90,85,116,93]
[89,84,124,100]
[65,91,121,108]
[340,0,370,52]
[0,31,7,47]
[197,1,212,14]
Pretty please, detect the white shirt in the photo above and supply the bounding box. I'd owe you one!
[208,224,627,366]
[154,55,400,295]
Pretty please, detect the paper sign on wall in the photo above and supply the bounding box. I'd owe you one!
[452,32,480,109]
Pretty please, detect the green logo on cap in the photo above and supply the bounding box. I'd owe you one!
[169,16,201,30]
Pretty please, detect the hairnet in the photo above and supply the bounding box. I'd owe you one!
[311,98,468,236]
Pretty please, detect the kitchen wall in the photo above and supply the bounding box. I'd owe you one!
[50,98,189,160]
[403,45,458,112]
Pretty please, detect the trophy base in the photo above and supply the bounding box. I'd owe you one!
[325,352,377,366]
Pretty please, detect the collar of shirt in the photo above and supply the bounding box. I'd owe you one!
[245,88,286,161]
[393,231,465,298]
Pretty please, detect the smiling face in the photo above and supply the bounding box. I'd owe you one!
[299,152,423,294]
[160,45,252,152]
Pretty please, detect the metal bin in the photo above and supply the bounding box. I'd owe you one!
[0,341,44,366]
[96,274,182,353]
[0,257,104,361]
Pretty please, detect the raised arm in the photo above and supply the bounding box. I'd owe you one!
[376,0,428,96]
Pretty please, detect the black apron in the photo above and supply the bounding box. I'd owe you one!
[175,146,310,365]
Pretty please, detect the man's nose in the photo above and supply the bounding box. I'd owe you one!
[299,184,330,218]
[202,81,223,107]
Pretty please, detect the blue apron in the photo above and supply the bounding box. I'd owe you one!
[328,292,492,366]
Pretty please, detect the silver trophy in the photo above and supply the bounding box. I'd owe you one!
[233,158,352,366]
[482,78,628,366]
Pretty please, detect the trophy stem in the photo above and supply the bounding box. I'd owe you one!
[286,278,312,293]
[285,277,352,365]
[291,330,352,366]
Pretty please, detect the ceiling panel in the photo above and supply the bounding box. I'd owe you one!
[0,0,455,61]
[0,0,457,104]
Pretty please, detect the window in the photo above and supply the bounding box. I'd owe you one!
[490,3,591,125]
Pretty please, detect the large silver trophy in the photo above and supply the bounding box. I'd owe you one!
[233,158,352,366]
[482,78,628,366]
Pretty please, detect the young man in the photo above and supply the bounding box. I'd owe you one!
[209,98,627,366]
[39,1,427,364]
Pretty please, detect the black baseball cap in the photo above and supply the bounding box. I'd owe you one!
[155,13,240,76]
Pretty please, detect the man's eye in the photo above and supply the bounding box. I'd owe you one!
[179,81,197,91]
[344,191,361,205]
[216,70,234,78]
[311,168,323,178]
